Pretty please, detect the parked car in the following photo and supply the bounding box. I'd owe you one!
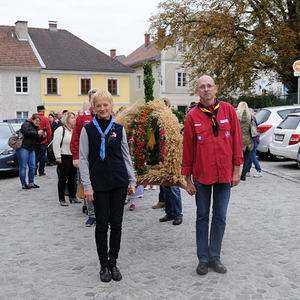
[255,105,300,158]
[269,113,300,162]
[297,146,300,169]
[3,118,28,124]
[0,122,22,172]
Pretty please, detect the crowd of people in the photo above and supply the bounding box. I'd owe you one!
[16,75,262,282]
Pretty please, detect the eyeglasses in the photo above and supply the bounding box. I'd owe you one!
[198,84,215,90]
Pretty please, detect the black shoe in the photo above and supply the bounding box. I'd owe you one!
[110,265,122,281]
[208,258,227,274]
[196,262,208,275]
[22,184,31,190]
[29,183,40,188]
[39,173,46,176]
[172,217,183,225]
[159,215,174,222]
[99,267,111,282]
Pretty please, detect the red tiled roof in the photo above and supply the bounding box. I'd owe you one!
[0,26,40,67]
[122,40,161,67]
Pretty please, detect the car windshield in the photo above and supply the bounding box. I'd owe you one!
[12,124,21,131]
[255,109,271,125]
[277,115,300,130]
[0,124,12,139]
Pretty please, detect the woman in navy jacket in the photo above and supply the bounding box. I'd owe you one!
[79,90,136,283]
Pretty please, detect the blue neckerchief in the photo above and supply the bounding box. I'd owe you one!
[92,116,114,160]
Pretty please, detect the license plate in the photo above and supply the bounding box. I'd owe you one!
[275,134,284,141]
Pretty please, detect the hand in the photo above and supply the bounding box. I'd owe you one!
[73,159,79,168]
[43,132,47,137]
[56,158,62,164]
[231,165,241,187]
[38,130,43,136]
[85,189,94,201]
[186,181,197,196]
[127,185,135,195]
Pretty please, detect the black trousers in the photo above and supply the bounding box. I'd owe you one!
[241,148,251,180]
[56,155,77,201]
[93,187,127,267]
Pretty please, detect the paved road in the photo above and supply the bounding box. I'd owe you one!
[0,161,299,300]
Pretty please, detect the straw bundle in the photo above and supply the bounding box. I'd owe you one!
[116,99,185,188]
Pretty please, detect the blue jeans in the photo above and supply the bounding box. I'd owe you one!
[16,147,36,186]
[247,139,261,172]
[160,186,182,218]
[194,181,231,263]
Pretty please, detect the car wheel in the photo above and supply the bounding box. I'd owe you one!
[297,148,300,169]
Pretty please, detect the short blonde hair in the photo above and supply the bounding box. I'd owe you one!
[91,90,113,107]
[88,88,99,100]
[61,111,75,126]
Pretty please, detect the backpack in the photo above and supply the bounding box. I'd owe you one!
[8,130,24,150]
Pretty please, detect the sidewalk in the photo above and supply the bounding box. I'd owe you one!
[0,165,299,300]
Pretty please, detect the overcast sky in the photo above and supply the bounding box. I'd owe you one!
[1,0,162,56]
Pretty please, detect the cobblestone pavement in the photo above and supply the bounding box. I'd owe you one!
[0,161,299,300]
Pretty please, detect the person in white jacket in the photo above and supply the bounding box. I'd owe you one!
[53,112,81,206]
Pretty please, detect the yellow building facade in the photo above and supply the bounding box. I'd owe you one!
[41,71,131,115]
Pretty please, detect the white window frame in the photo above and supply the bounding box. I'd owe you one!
[106,78,120,96]
[45,76,60,95]
[16,111,29,119]
[15,75,29,94]
[136,75,142,90]
[175,71,187,88]
[79,77,93,95]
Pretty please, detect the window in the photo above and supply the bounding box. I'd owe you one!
[16,111,29,119]
[107,79,118,96]
[136,75,142,90]
[176,72,186,87]
[80,78,91,95]
[15,76,29,93]
[46,78,58,94]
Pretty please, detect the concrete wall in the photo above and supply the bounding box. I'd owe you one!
[0,67,41,121]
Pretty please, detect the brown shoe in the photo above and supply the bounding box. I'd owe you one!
[152,202,165,209]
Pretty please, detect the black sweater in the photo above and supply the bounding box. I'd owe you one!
[20,120,45,151]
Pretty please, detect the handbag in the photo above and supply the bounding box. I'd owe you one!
[250,118,259,138]
[8,130,24,150]
[77,182,85,199]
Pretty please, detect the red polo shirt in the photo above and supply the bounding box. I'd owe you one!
[181,101,243,185]
[70,107,94,160]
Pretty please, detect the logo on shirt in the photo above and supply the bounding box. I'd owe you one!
[111,132,117,138]
[225,131,230,137]
[220,119,229,124]
[197,136,202,141]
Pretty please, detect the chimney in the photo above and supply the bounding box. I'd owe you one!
[144,33,150,47]
[110,49,116,58]
[15,21,28,40]
[48,21,58,31]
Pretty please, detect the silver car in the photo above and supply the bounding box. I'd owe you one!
[270,113,300,162]
[255,105,300,158]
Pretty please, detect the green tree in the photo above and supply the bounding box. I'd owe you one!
[143,61,155,102]
[150,0,300,94]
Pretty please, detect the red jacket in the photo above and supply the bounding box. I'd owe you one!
[70,107,94,160]
[181,101,243,185]
[37,113,52,144]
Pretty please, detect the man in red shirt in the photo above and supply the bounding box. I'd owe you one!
[70,88,98,226]
[35,105,52,176]
[182,75,243,276]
